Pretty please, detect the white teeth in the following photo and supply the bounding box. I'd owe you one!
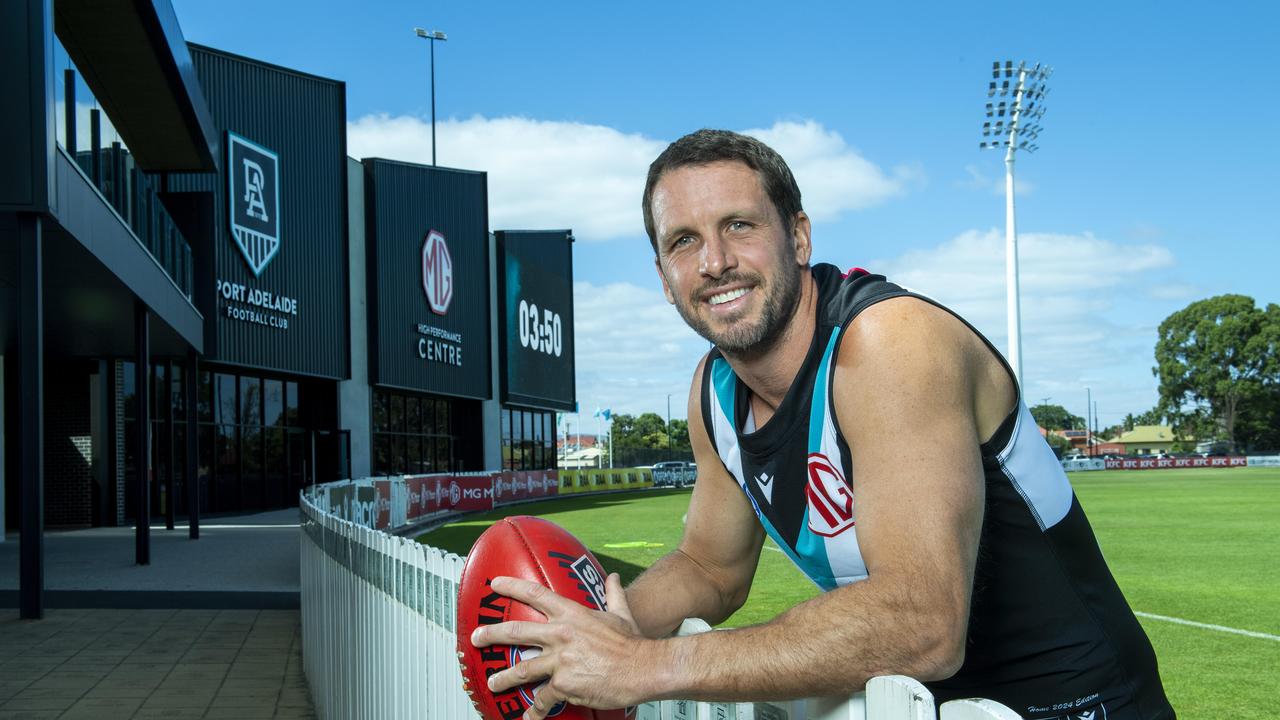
[709,288,749,305]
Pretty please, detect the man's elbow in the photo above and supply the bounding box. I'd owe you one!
[909,620,967,681]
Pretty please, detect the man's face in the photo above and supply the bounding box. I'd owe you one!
[651,161,811,354]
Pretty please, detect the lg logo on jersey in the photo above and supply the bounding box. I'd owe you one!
[806,453,855,536]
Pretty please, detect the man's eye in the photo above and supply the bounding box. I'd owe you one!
[672,235,695,248]
[729,221,750,231]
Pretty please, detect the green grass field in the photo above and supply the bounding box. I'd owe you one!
[418,468,1280,719]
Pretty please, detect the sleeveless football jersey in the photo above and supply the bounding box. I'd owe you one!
[700,264,1174,720]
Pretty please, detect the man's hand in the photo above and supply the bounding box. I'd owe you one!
[472,573,663,719]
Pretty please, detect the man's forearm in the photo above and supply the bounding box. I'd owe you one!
[625,549,743,639]
[638,573,966,702]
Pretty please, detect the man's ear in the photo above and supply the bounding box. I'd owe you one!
[792,211,813,266]
[654,256,676,304]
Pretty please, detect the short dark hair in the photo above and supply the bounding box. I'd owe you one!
[642,129,803,254]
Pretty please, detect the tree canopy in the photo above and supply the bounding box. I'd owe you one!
[1153,294,1280,452]
[1029,403,1085,431]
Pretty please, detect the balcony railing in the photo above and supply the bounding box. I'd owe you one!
[53,37,195,299]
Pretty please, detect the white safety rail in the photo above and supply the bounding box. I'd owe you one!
[300,477,1021,719]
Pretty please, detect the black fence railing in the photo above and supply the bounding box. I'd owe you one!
[55,44,195,299]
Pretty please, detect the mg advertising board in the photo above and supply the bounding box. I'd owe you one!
[496,230,577,411]
[365,159,490,398]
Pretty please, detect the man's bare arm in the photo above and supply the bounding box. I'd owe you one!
[626,355,766,639]
[648,298,989,700]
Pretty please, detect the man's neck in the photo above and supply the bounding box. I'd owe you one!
[719,271,820,414]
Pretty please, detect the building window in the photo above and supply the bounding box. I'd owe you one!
[501,407,557,472]
[371,389,456,476]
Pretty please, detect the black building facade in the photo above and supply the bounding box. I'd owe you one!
[1,0,577,618]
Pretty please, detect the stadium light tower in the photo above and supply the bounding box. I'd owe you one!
[413,27,448,165]
[980,60,1051,386]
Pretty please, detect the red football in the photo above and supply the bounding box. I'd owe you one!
[456,516,632,720]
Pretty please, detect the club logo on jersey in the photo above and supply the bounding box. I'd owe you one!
[753,472,774,504]
[806,453,854,537]
[507,646,566,716]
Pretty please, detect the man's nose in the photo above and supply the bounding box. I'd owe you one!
[699,234,737,277]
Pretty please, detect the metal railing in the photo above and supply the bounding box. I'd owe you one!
[299,474,1021,719]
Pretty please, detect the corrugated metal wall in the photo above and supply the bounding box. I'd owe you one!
[365,158,491,400]
[171,44,349,380]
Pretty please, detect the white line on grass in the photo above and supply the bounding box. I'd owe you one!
[763,545,784,553]
[1134,612,1280,642]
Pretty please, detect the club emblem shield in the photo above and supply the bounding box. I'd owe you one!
[227,132,281,276]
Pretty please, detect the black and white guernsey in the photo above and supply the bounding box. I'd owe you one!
[699,264,1174,720]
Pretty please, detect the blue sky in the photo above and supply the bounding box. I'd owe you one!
[173,0,1279,428]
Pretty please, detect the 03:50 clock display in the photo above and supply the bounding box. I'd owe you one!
[517,299,562,357]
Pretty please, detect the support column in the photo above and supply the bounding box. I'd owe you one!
[185,350,199,540]
[19,213,45,619]
[134,303,150,565]
[165,360,175,532]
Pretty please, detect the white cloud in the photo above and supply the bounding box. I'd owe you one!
[347,115,911,242]
[872,229,1176,419]
[742,120,918,221]
[570,280,707,424]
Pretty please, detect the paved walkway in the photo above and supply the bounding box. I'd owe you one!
[0,510,300,606]
[0,608,314,719]
[0,510,315,718]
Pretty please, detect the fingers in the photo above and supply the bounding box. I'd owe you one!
[487,654,554,694]
[525,682,566,720]
[604,572,636,626]
[471,620,558,649]
[490,576,578,617]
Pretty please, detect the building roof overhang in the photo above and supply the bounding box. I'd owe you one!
[55,0,218,172]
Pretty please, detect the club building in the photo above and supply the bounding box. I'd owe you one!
[1,0,576,616]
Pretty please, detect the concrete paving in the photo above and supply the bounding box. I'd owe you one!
[0,510,300,608]
[0,608,315,719]
[0,511,315,717]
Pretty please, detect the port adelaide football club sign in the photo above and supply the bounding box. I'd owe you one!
[219,132,300,331]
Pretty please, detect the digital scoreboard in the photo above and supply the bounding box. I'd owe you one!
[497,230,577,411]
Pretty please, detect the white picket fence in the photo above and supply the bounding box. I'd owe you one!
[299,478,1021,719]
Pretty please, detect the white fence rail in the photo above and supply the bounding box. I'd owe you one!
[300,475,1020,719]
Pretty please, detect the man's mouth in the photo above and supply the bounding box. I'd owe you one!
[707,287,751,306]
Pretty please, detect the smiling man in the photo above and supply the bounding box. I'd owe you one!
[473,129,1174,720]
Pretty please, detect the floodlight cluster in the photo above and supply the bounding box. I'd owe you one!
[980,60,1051,153]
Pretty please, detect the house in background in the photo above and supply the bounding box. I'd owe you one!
[1111,425,1182,455]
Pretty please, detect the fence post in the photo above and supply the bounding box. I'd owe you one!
[865,676,934,720]
[939,699,1022,720]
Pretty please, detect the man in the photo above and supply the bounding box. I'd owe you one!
[473,130,1174,720]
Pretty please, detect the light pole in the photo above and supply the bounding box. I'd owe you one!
[980,60,1051,388]
[413,27,448,166]
[666,394,673,461]
[1086,387,1092,457]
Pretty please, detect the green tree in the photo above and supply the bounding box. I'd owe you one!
[668,419,691,451]
[1153,295,1280,452]
[1043,432,1073,458]
[1029,403,1085,431]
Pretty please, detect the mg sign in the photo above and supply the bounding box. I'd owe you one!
[806,452,855,537]
[421,229,453,315]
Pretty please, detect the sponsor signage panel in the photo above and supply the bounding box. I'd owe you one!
[365,159,491,398]
[1103,456,1248,470]
[445,475,494,513]
[497,230,577,411]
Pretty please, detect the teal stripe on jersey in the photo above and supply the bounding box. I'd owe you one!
[808,328,842,453]
[795,506,838,591]
[711,358,737,428]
